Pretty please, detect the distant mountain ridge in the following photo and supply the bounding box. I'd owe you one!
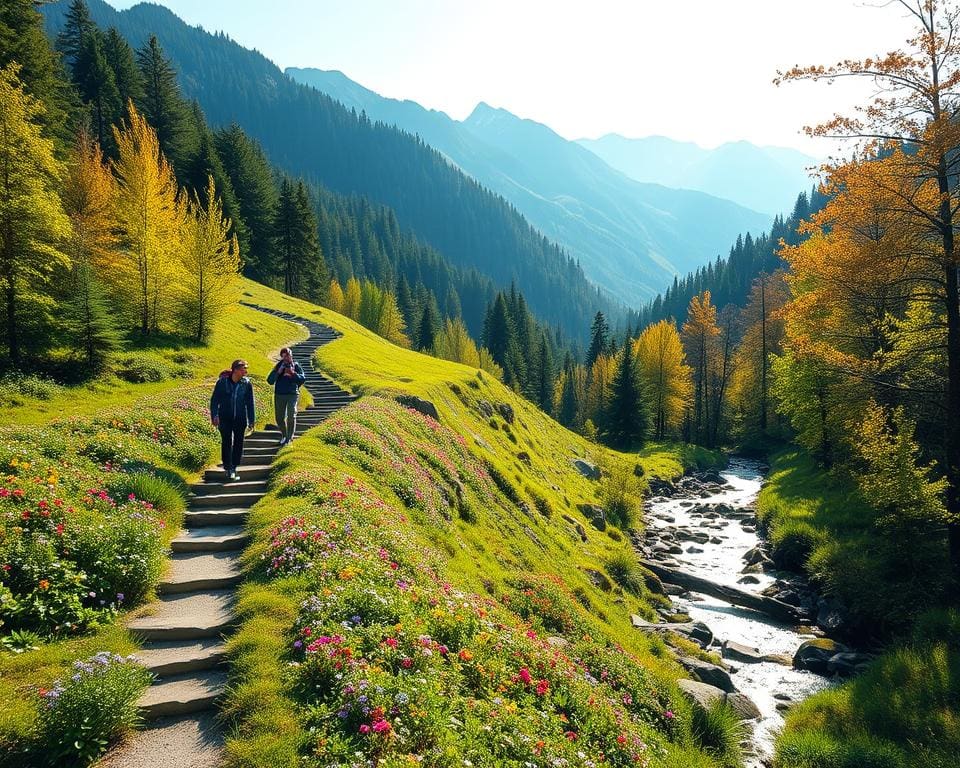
[286,67,773,304]
[577,134,817,215]
[41,0,614,343]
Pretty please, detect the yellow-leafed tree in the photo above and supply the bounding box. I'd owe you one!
[0,64,71,364]
[112,102,184,335]
[342,277,361,321]
[682,291,720,444]
[433,317,481,368]
[326,279,345,314]
[634,319,692,440]
[180,175,240,342]
[61,129,123,369]
[584,353,617,436]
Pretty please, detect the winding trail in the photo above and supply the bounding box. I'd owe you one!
[101,308,355,768]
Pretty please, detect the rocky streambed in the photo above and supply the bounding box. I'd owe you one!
[635,458,870,766]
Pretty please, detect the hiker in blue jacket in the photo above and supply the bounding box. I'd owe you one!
[210,359,256,481]
[266,346,305,445]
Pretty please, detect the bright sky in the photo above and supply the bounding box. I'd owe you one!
[108,0,915,154]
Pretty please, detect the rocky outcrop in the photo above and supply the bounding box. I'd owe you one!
[677,679,760,721]
[396,395,439,422]
[572,458,601,480]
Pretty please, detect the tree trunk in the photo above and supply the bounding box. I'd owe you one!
[5,278,16,365]
[944,259,960,591]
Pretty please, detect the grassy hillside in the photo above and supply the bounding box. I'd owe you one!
[0,289,308,761]
[2,280,728,766]
[221,283,732,767]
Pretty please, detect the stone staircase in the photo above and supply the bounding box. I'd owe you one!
[101,309,354,767]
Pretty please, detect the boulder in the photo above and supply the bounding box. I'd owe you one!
[738,575,760,585]
[572,458,601,481]
[395,395,439,422]
[495,402,515,424]
[647,478,676,497]
[793,638,849,675]
[677,679,726,711]
[578,503,607,531]
[816,598,847,632]
[477,399,493,418]
[584,568,613,592]
[680,621,714,648]
[678,657,737,693]
[723,641,764,664]
[701,471,726,485]
[827,652,872,677]
[517,451,531,466]
[726,693,761,720]
[743,546,767,566]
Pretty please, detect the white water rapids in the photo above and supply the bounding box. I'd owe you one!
[644,458,834,765]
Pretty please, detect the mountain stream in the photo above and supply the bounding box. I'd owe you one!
[643,458,834,766]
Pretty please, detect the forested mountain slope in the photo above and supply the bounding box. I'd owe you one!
[41,0,616,340]
[288,66,774,304]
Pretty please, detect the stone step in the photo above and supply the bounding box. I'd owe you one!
[240,452,276,466]
[188,491,263,508]
[159,553,243,594]
[205,464,272,482]
[128,590,234,641]
[171,527,250,553]
[184,508,248,527]
[191,480,268,496]
[139,670,229,719]
[242,438,282,448]
[134,639,227,677]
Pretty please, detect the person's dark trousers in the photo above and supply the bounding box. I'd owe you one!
[219,420,246,473]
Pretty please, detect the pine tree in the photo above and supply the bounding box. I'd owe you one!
[416,294,440,352]
[136,35,194,173]
[535,332,555,412]
[55,0,95,73]
[76,31,122,153]
[62,264,123,373]
[273,178,325,299]
[102,28,143,129]
[0,64,71,364]
[586,311,610,369]
[182,106,248,260]
[1,0,77,149]
[606,342,648,449]
[215,123,277,282]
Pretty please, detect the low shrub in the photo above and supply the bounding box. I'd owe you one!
[105,472,185,520]
[691,700,744,767]
[36,651,152,766]
[602,465,641,529]
[605,549,646,594]
[71,503,167,605]
[113,353,173,383]
[770,521,825,571]
[0,373,63,404]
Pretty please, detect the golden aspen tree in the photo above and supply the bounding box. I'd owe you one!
[180,175,240,342]
[585,353,617,434]
[326,279,345,314]
[634,319,692,440]
[777,0,960,584]
[433,317,481,368]
[682,291,720,444]
[0,64,70,363]
[477,347,504,380]
[342,277,361,321]
[61,129,122,368]
[112,102,184,335]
